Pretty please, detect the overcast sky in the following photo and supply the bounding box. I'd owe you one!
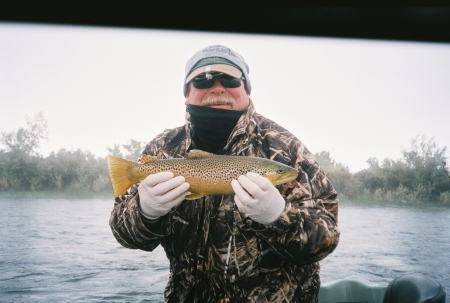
[1,22,449,172]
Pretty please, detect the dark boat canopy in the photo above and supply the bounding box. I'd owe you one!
[1,2,450,43]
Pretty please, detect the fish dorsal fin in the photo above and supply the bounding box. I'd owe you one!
[186,149,215,159]
[140,155,158,164]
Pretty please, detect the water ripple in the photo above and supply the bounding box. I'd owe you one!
[1,199,449,303]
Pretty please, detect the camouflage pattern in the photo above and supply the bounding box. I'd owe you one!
[110,100,339,303]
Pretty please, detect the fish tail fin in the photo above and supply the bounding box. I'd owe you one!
[107,156,142,197]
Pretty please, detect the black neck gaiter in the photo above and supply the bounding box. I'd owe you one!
[187,104,244,154]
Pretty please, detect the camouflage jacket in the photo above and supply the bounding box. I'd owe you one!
[110,100,339,303]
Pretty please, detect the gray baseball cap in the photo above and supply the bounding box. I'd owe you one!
[184,45,251,96]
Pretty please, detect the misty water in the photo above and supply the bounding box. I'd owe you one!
[1,198,449,303]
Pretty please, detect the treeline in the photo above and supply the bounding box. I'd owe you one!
[315,135,450,205]
[0,148,111,197]
[0,113,145,198]
[1,114,449,204]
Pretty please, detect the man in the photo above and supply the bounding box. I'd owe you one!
[110,45,339,302]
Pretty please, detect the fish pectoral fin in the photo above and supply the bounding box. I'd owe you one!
[185,192,206,200]
[140,155,158,164]
[186,149,215,159]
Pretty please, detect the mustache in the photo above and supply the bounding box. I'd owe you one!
[201,96,236,109]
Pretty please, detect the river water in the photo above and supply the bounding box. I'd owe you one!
[1,198,449,303]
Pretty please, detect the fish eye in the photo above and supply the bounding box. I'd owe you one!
[276,168,285,174]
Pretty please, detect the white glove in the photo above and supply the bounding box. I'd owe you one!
[231,172,286,225]
[138,172,191,220]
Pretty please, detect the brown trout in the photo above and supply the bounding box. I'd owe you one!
[107,149,298,199]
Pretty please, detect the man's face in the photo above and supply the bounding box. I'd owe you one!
[185,73,250,111]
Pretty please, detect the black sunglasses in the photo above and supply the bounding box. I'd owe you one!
[191,73,243,89]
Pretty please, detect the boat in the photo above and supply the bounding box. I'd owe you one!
[318,273,446,303]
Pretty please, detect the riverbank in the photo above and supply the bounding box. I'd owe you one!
[2,191,449,208]
[0,190,112,199]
